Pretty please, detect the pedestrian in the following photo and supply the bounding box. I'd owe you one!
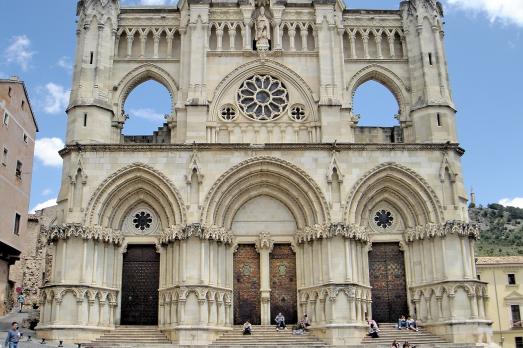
[275,312,286,331]
[243,320,252,335]
[16,293,24,313]
[4,322,21,348]
[391,339,400,348]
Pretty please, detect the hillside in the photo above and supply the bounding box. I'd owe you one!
[470,204,523,256]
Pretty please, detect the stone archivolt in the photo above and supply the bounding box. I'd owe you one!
[296,223,370,244]
[160,224,233,244]
[405,221,480,242]
[45,224,124,245]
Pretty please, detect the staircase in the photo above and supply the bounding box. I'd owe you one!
[210,325,328,348]
[361,323,475,348]
[82,326,172,348]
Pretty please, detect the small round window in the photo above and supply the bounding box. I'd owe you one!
[220,105,237,121]
[374,210,393,229]
[290,105,306,122]
[133,211,153,231]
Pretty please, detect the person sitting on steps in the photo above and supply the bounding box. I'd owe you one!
[366,317,379,338]
[275,312,286,331]
[243,320,252,335]
[398,315,407,330]
[406,316,419,332]
[403,341,416,348]
[391,339,400,348]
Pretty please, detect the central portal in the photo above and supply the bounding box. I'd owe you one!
[368,242,409,323]
[270,244,297,324]
[233,244,261,324]
[120,244,160,325]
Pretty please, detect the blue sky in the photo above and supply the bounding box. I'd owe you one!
[0,0,522,212]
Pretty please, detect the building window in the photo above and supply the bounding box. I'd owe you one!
[516,337,523,348]
[509,274,517,285]
[3,112,9,126]
[23,133,28,143]
[2,147,7,166]
[13,213,21,235]
[8,87,12,97]
[512,305,522,328]
[477,274,481,281]
[21,100,25,110]
[15,160,22,178]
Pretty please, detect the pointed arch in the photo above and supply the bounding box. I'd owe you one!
[200,157,330,229]
[85,162,187,229]
[347,64,410,118]
[344,162,443,228]
[209,59,318,122]
[113,64,179,122]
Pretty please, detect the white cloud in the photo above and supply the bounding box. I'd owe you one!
[123,0,177,5]
[57,56,73,73]
[4,35,35,71]
[41,83,70,114]
[30,198,57,214]
[42,188,53,196]
[444,0,523,27]
[34,137,65,167]
[128,108,166,123]
[499,197,523,209]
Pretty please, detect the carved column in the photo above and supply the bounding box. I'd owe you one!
[126,35,134,58]
[256,233,274,325]
[388,34,395,58]
[153,33,161,58]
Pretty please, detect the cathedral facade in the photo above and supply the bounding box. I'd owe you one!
[37,0,493,345]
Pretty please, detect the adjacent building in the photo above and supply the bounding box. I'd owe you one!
[477,257,523,348]
[0,77,38,315]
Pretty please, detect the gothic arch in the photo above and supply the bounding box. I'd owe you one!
[113,64,179,122]
[209,59,318,122]
[344,162,443,228]
[200,157,330,229]
[85,162,187,229]
[347,64,410,118]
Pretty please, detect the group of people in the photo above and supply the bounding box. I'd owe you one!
[391,340,416,348]
[397,315,418,331]
[242,313,311,335]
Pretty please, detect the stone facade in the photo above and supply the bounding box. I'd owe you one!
[36,0,495,346]
[0,77,38,315]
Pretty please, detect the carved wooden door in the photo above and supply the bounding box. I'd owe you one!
[233,244,261,324]
[270,244,298,324]
[121,245,160,325]
[368,243,409,323]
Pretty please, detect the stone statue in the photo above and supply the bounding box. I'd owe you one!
[255,7,271,49]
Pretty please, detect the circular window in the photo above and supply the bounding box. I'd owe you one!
[133,211,153,231]
[290,105,306,122]
[220,105,237,121]
[374,210,393,229]
[237,75,289,121]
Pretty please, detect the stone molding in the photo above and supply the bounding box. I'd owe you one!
[158,285,233,305]
[405,221,480,242]
[40,284,118,306]
[298,283,371,303]
[296,223,370,244]
[255,232,274,252]
[45,224,124,245]
[59,143,466,156]
[160,224,233,244]
[409,280,488,301]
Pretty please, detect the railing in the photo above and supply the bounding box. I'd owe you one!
[511,320,523,328]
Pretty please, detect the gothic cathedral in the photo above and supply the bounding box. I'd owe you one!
[37,0,493,345]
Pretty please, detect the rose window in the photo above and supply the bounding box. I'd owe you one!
[237,75,289,121]
[290,105,306,121]
[133,211,153,231]
[374,210,393,229]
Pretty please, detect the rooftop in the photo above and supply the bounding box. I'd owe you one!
[476,256,523,265]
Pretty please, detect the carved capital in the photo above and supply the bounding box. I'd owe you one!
[45,224,123,245]
[255,232,274,253]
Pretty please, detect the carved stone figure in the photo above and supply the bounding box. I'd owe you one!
[255,7,271,49]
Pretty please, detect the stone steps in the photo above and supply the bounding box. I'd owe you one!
[81,326,171,348]
[361,323,453,348]
[210,325,328,347]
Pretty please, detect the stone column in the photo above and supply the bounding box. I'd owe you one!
[256,233,274,325]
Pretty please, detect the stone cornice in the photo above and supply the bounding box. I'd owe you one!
[160,223,233,244]
[296,223,370,244]
[405,221,480,243]
[46,224,124,245]
[59,142,466,156]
